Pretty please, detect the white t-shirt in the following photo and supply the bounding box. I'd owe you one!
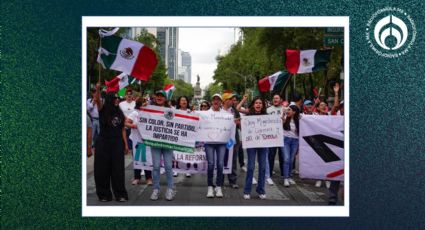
[283,120,298,139]
[267,105,283,116]
[119,101,135,118]
[87,98,99,118]
[127,110,142,150]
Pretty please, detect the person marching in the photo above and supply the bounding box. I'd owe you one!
[204,94,227,198]
[93,82,129,202]
[282,104,301,187]
[175,96,193,178]
[237,95,268,200]
[149,90,176,201]
[125,98,153,186]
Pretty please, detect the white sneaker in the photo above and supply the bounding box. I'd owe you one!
[141,170,145,176]
[206,186,214,198]
[252,178,257,185]
[288,178,296,185]
[185,173,191,178]
[315,180,322,188]
[284,179,290,187]
[215,187,223,198]
[259,194,267,200]
[165,188,175,201]
[150,189,160,200]
[243,194,251,200]
[241,166,247,172]
[160,168,165,175]
[173,171,178,177]
[266,178,274,185]
[325,181,331,189]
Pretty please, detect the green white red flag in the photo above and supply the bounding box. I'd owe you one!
[97,29,158,81]
[285,49,331,74]
[258,71,290,93]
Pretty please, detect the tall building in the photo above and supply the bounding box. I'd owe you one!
[156,27,179,80]
[180,51,192,84]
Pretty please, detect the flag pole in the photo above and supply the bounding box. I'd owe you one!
[98,35,102,84]
[280,74,293,100]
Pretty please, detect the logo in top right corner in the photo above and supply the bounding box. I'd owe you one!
[366,7,416,58]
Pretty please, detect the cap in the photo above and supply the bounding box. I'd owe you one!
[155,90,167,98]
[222,92,234,101]
[212,93,222,100]
[304,100,313,106]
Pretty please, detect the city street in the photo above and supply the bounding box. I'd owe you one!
[86,155,344,206]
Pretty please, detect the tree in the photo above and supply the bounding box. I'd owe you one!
[203,83,223,101]
[213,27,344,101]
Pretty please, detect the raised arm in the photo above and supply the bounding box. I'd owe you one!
[236,94,250,114]
[331,83,340,115]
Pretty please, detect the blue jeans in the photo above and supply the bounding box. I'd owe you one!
[151,147,173,190]
[91,118,100,147]
[265,148,270,179]
[283,137,299,178]
[205,143,226,187]
[244,148,267,195]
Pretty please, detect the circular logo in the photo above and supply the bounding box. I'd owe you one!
[366,7,416,58]
[164,109,174,120]
[119,47,135,60]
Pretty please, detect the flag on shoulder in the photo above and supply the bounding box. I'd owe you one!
[285,49,331,74]
[163,84,176,101]
[258,70,291,93]
[97,29,158,81]
[105,73,138,93]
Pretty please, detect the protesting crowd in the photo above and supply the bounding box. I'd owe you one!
[87,81,344,205]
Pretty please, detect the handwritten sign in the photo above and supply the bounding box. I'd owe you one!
[137,105,199,152]
[241,115,283,149]
[196,111,235,143]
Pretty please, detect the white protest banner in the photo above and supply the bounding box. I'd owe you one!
[197,111,235,143]
[133,142,233,174]
[137,105,199,152]
[241,115,283,149]
[299,115,344,181]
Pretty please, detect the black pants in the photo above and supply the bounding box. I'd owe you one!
[268,147,284,177]
[238,144,245,167]
[94,136,128,201]
[134,169,152,180]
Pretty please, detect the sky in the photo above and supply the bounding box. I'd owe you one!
[179,28,239,89]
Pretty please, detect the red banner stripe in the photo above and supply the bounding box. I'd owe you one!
[326,169,344,178]
[175,113,200,121]
[140,108,164,114]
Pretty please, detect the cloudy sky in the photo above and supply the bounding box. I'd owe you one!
[179,28,239,89]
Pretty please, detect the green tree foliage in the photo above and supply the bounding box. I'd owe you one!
[213,28,344,100]
[203,83,223,101]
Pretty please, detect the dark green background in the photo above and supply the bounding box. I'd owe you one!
[2,0,424,228]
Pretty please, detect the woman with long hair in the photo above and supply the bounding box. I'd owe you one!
[237,95,268,200]
[282,104,300,187]
[93,82,129,202]
[175,96,192,178]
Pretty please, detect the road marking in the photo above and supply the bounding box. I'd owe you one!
[297,186,325,202]
[265,185,290,200]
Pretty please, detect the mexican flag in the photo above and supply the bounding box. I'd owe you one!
[97,35,158,81]
[105,73,137,93]
[163,84,176,101]
[285,49,331,74]
[258,71,291,93]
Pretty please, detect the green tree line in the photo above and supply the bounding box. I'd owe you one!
[210,27,343,101]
